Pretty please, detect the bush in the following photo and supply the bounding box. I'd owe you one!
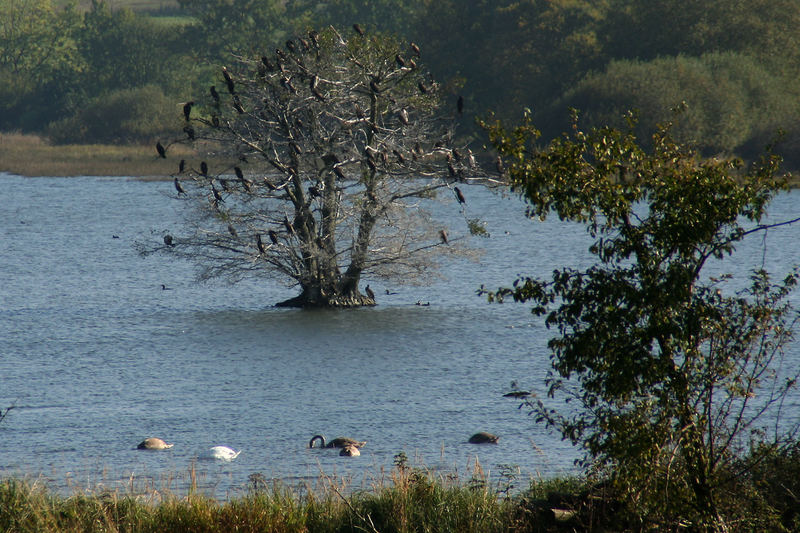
[46,85,181,144]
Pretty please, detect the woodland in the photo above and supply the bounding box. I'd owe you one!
[2,0,800,168]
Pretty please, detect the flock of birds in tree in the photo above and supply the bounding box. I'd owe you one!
[153,24,508,291]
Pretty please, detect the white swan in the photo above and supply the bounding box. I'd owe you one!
[137,437,173,450]
[199,446,240,461]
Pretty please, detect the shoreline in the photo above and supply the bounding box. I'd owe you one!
[0,132,191,180]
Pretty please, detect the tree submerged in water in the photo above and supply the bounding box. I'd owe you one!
[144,27,490,307]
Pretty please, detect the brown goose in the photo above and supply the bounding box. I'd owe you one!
[468,432,499,444]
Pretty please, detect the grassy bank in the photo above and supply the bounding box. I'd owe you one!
[0,462,600,533]
[0,133,192,179]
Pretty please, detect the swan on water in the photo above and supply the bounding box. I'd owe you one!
[468,432,499,444]
[137,437,173,450]
[309,435,366,449]
[199,446,241,461]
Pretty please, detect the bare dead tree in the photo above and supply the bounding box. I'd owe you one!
[143,27,492,307]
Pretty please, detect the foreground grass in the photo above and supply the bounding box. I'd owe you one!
[0,467,554,533]
[0,133,193,179]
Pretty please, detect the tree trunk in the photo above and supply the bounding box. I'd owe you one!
[275,283,376,308]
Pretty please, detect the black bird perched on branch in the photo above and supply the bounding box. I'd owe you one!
[183,125,195,140]
[410,42,421,56]
[457,95,464,115]
[353,23,364,36]
[174,177,185,195]
[163,234,174,246]
[200,161,208,176]
[156,141,166,158]
[283,215,295,235]
[256,234,266,254]
[222,67,235,94]
[178,159,185,173]
[210,85,220,103]
[183,101,194,121]
[365,285,375,300]
[439,229,448,244]
[395,54,406,68]
[268,230,279,245]
[454,186,465,204]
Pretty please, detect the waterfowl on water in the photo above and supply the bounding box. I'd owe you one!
[340,444,361,457]
[137,437,173,450]
[468,432,499,444]
[199,445,240,461]
[309,435,366,449]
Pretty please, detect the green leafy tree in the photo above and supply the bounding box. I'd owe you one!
[482,111,800,530]
[144,28,486,308]
[0,0,83,129]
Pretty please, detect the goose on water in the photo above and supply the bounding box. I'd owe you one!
[137,437,173,450]
[468,432,499,444]
[199,445,240,461]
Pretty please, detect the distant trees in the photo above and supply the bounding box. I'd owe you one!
[146,28,487,307]
[483,111,800,529]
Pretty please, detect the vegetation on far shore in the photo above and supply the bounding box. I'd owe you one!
[0,133,193,178]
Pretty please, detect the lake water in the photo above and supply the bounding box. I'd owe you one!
[1,172,799,500]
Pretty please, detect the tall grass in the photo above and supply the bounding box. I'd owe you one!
[0,459,554,533]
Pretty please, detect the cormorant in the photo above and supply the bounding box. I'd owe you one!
[174,177,185,194]
[457,95,464,115]
[210,85,220,103]
[222,66,235,94]
[233,97,245,114]
[211,184,223,203]
[200,161,208,176]
[163,234,174,246]
[256,234,266,254]
[395,54,406,68]
[183,125,195,140]
[417,81,428,94]
[398,108,409,125]
[365,284,375,300]
[183,101,194,121]
[283,215,295,235]
[353,23,364,36]
[439,229,448,244]
[268,229,279,245]
[410,42,421,56]
[179,159,186,173]
[161,284,172,290]
[156,141,166,158]
[234,166,244,180]
[454,186,465,204]
[228,224,237,237]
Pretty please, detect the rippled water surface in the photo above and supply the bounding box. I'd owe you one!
[1,173,799,498]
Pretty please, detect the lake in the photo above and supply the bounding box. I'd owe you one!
[1,172,799,499]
